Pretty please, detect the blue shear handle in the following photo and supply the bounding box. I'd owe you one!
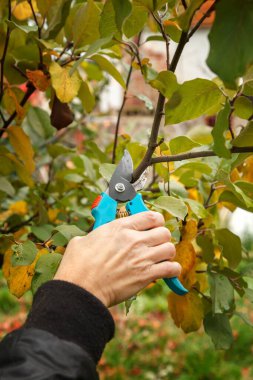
[91,192,117,230]
[126,194,188,296]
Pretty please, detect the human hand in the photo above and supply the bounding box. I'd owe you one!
[54,211,181,308]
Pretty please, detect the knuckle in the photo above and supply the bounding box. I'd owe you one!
[159,226,171,241]
[146,211,164,226]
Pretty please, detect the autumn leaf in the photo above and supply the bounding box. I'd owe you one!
[175,240,196,286]
[168,290,204,333]
[4,88,25,120]
[26,70,51,91]
[181,220,198,241]
[3,248,49,298]
[12,1,38,20]
[9,200,28,216]
[49,62,81,103]
[7,126,35,174]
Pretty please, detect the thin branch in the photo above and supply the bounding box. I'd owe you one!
[181,0,188,10]
[151,12,170,70]
[0,0,11,103]
[0,213,38,234]
[188,1,217,39]
[204,183,216,208]
[0,109,6,123]
[112,59,134,163]
[27,0,43,65]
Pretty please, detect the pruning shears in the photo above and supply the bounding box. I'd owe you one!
[91,150,188,296]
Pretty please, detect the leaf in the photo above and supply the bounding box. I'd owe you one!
[0,177,15,196]
[11,240,38,267]
[123,2,148,38]
[99,163,116,182]
[234,312,253,328]
[12,1,34,20]
[49,62,81,103]
[54,225,85,242]
[232,121,253,147]
[217,267,248,297]
[169,136,200,155]
[163,20,182,43]
[233,96,253,119]
[32,253,62,294]
[7,125,35,174]
[215,228,242,269]
[136,94,153,110]
[184,199,208,219]
[112,0,132,31]
[41,0,72,40]
[168,290,203,333]
[174,240,196,286]
[50,94,74,129]
[149,70,178,98]
[27,107,54,138]
[212,100,231,159]
[72,0,101,48]
[31,224,54,242]
[6,20,38,33]
[78,81,95,113]
[165,79,224,125]
[204,313,233,350]
[209,272,234,314]
[177,0,205,31]
[207,0,253,86]
[3,87,25,120]
[153,196,188,220]
[196,234,214,264]
[91,54,126,89]
[26,70,50,91]
[181,220,198,241]
[99,0,120,38]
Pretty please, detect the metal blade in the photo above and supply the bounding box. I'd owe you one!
[110,150,133,183]
[132,168,149,191]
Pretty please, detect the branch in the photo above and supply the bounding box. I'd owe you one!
[181,0,188,10]
[151,12,170,70]
[188,1,217,39]
[27,0,43,66]
[0,0,11,103]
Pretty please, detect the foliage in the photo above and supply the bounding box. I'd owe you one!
[0,0,253,350]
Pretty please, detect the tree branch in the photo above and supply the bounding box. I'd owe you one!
[188,1,217,40]
[181,0,188,10]
[0,0,11,104]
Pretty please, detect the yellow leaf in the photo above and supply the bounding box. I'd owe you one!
[181,220,198,241]
[26,70,50,91]
[240,156,253,182]
[12,1,34,20]
[9,200,28,216]
[3,248,49,298]
[175,240,196,280]
[168,290,204,333]
[4,87,25,120]
[7,126,35,174]
[48,208,60,222]
[49,62,81,103]
[6,152,34,187]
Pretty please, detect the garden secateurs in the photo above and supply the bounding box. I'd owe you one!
[91,150,188,296]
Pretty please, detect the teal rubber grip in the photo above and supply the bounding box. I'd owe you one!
[126,194,188,296]
[91,192,117,230]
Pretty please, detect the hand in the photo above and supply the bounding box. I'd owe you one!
[54,211,181,308]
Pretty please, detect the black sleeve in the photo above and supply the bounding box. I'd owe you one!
[0,280,115,380]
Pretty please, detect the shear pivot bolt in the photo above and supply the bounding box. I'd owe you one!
[115,183,125,192]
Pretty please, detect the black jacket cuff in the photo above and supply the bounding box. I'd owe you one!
[25,280,115,363]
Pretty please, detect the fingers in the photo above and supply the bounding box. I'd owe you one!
[147,242,176,263]
[148,261,182,282]
[121,211,165,231]
[140,227,171,247]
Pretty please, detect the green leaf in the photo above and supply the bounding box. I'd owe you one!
[99,163,116,182]
[78,81,95,113]
[136,94,153,110]
[112,0,131,31]
[184,199,208,219]
[169,136,200,155]
[32,253,62,294]
[196,234,214,264]
[165,79,223,125]
[233,96,253,119]
[234,312,253,327]
[31,224,54,242]
[212,100,231,159]
[27,107,54,139]
[72,0,101,49]
[91,54,126,88]
[209,272,234,314]
[217,267,247,297]
[204,313,233,350]
[6,20,38,33]
[232,121,253,147]
[153,196,188,220]
[11,240,38,267]
[123,2,148,38]
[149,70,178,98]
[164,21,182,43]
[215,229,242,269]
[207,0,253,86]
[99,0,120,38]
[177,0,205,31]
[0,176,15,196]
[41,0,72,39]
[54,225,85,241]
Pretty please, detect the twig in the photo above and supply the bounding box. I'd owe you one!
[204,183,216,208]
[188,1,217,40]
[0,0,11,103]
[0,213,38,234]
[28,0,43,66]
[151,12,170,70]
[193,286,211,303]
[181,0,188,10]
[112,58,134,163]
[0,109,6,123]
